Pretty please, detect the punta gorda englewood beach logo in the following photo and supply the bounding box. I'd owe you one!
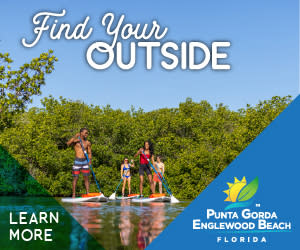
[193,175,292,243]
[223,176,258,210]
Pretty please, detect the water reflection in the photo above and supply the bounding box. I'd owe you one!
[69,202,104,250]
[150,203,165,241]
[119,200,134,246]
[62,200,188,250]
[69,202,103,233]
[137,203,165,249]
[70,218,89,250]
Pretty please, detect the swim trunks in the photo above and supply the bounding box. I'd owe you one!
[72,157,90,177]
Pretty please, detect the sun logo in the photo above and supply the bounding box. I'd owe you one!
[223,177,247,202]
[223,176,259,210]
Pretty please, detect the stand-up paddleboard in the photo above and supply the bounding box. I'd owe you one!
[132,194,171,203]
[116,194,140,200]
[61,192,108,203]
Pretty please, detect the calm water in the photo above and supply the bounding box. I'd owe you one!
[60,199,190,249]
[0,196,189,249]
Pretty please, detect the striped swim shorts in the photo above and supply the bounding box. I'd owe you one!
[72,158,90,177]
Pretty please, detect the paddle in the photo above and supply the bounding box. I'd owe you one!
[109,168,129,200]
[155,167,170,191]
[78,137,102,193]
[141,151,179,203]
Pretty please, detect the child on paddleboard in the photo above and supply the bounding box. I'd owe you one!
[120,158,135,196]
[153,156,165,194]
[134,141,155,197]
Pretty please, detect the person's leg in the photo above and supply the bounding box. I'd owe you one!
[81,165,90,194]
[72,164,80,198]
[145,165,154,194]
[147,174,155,194]
[128,177,131,194]
[154,181,157,193]
[159,182,162,194]
[139,166,145,196]
[139,175,144,195]
[122,178,126,196]
[72,176,78,198]
[83,175,89,194]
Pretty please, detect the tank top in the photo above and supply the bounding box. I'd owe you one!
[156,162,164,173]
[140,153,150,164]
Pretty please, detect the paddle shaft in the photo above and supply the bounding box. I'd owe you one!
[155,167,169,189]
[78,137,102,193]
[141,151,172,195]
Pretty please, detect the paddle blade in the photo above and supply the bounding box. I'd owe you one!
[109,192,116,200]
[170,195,179,203]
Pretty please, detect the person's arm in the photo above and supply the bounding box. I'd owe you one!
[151,155,155,166]
[162,163,165,175]
[153,161,157,172]
[134,148,143,158]
[87,141,92,164]
[120,164,124,178]
[66,133,80,146]
[130,159,135,167]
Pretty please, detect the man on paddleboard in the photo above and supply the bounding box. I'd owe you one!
[67,128,92,198]
[134,141,155,197]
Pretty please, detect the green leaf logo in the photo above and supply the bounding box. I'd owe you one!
[237,177,259,202]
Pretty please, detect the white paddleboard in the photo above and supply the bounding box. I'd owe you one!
[61,194,108,203]
[116,195,140,200]
[131,196,171,203]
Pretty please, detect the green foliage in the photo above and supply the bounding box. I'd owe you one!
[0,95,291,199]
[0,50,57,129]
[238,177,259,202]
[0,145,48,196]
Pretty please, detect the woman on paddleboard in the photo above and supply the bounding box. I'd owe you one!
[153,156,165,194]
[134,141,155,197]
[120,158,134,197]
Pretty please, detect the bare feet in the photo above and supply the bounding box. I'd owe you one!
[72,194,76,198]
